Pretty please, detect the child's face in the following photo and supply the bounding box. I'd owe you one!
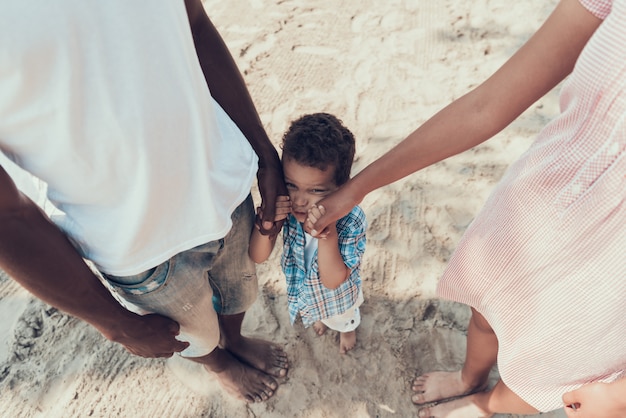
[283,157,338,223]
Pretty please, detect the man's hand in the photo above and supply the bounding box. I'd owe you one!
[105,313,190,358]
[256,166,288,236]
[255,195,290,233]
[563,381,626,418]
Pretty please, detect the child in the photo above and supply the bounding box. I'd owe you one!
[250,113,367,354]
[306,0,625,416]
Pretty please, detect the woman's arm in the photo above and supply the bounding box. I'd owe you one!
[308,0,603,236]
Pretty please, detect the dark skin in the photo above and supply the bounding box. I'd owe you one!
[185,0,287,236]
[0,0,287,403]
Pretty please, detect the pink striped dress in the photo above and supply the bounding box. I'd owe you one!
[437,0,625,412]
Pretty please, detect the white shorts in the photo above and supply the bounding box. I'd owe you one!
[321,290,363,333]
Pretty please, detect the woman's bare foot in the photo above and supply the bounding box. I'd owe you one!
[200,348,278,403]
[313,321,327,336]
[225,336,289,378]
[339,330,356,354]
[411,370,487,405]
[417,395,492,418]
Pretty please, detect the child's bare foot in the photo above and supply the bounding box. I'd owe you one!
[225,336,289,378]
[313,321,327,336]
[417,395,492,418]
[202,349,278,403]
[411,370,486,405]
[339,330,356,354]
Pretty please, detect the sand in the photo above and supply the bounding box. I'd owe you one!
[0,0,567,416]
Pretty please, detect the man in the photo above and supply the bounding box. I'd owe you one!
[0,0,288,403]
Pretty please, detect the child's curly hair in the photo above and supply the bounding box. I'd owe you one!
[281,113,355,186]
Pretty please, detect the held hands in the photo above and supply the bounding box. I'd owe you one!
[304,204,336,238]
[562,381,626,418]
[256,166,289,236]
[107,313,189,358]
[255,195,291,236]
[305,186,359,238]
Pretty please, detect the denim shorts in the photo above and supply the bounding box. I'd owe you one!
[101,195,257,357]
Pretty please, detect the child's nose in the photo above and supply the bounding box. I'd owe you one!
[292,192,307,207]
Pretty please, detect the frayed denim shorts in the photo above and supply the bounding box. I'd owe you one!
[101,195,257,357]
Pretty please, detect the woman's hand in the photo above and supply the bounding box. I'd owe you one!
[563,380,626,418]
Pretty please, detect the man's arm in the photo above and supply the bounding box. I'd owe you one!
[184,0,287,234]
[0,165,188,358]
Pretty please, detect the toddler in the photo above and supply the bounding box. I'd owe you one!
[250,113,367,354]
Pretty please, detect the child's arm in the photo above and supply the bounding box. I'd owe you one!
[309,204,367,291]
[249,223,278,264]
[249,195,290,263]
[316,222,350,290]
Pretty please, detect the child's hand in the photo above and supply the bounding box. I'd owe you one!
[304,204,334,238]
[273,195,291,221]
[255,195,291,232]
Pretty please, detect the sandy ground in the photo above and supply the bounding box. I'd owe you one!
[0,0,569,417]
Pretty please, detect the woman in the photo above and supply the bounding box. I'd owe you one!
[306,0,625,416]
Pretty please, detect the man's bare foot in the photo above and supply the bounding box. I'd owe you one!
[417,395,492,418]
[201,349,278,403]
[313,321,327,336]
[339,330,356,354]
[411,370,487,405]
[225,336,289,378]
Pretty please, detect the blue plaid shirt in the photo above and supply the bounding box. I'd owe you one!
[281,205,367,327]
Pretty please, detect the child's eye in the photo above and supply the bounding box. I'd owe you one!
[285,183,296,190]
[312,189,327,194]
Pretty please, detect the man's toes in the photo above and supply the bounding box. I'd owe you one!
[275,365,288,377]
[255,390,268,402]
[274,352,289,368]
[267,365,287,378]
[261,375,278,390]
[262,388,274,400]
[277,352,289,363]
[250,383,274,403]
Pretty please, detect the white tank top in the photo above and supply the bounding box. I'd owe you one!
[0,0,258,275]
